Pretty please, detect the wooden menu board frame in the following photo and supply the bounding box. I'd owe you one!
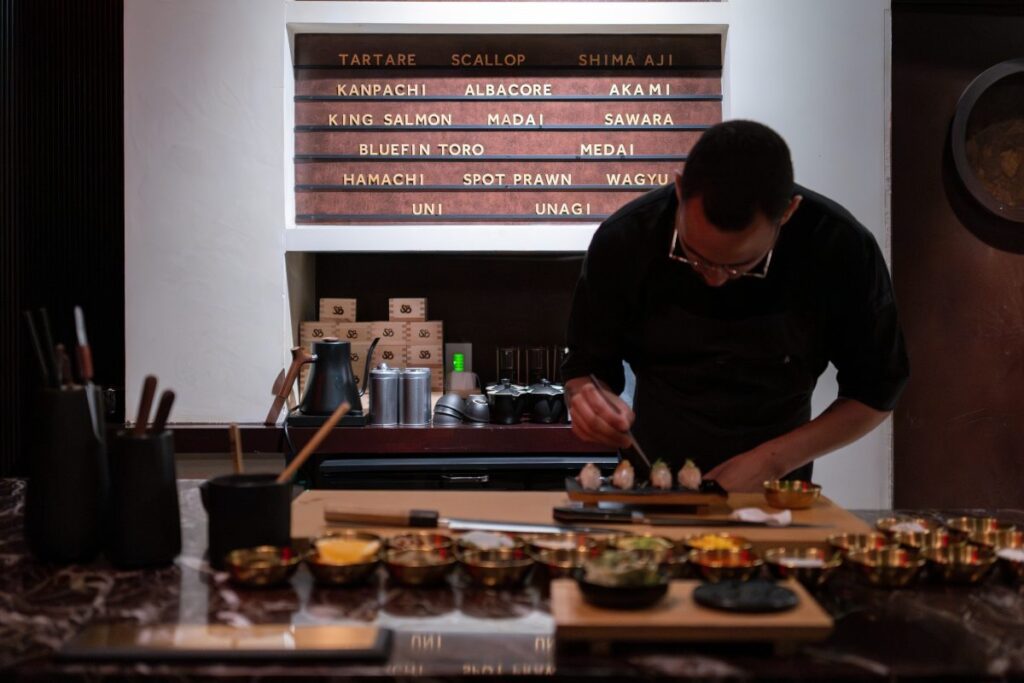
[293,34,722,224]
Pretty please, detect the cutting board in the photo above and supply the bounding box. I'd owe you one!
[552,579,833,644]
[292,490,871,547]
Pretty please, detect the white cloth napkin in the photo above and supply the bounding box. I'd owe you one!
[730,507,793,527]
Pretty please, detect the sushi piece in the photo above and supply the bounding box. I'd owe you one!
[677,459,702,490]
[612,460,635,490]
[650,460,672,490]
[578,462,603,490]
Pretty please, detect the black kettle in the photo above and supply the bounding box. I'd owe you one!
[298,337,379,422]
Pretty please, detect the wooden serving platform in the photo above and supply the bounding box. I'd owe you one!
[292,490,871,548]
[552,579,833,645]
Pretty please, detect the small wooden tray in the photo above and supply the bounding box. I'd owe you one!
[566,478,727,507]
[552,579,833,644]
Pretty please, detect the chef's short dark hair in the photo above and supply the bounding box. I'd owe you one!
[680,120,794,231]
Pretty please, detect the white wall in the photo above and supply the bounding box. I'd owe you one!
[125,0,892,506]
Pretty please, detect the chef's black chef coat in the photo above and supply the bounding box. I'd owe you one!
[561,183,910,479]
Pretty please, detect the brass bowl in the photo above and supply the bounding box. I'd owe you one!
[529,546,600,579]
[763,479,822,510]
[459,547,535,588]
[386,532,454,552]
[610,534,675,563]
[922,544,996,585]
[662,541,693,579]
[945,516,1017,543]
[875,516,942,537]
[763,547,842,588]
[973,528,1024,550]
[891,529,961,552]
[384,546,457,587]
[455,531,523,553]
[826,532,894,557]
[519,532,609,556]
[682,533,752,552]
[689,547,764,583]
[224,545,302,588]
[845,547,925,589]
[306,531,382,587]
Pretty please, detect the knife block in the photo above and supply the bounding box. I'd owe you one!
[25,386,108,563]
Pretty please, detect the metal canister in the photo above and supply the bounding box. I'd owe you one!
[369,363,400,426]
[399,367,432,426]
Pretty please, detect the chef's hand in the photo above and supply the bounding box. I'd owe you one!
[564,377,634,450]
[705,446,787,492]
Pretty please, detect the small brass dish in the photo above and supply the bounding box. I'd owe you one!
[683,533,752,552]
[384,546,457,587]
[610,534,675,563]
[224,545,302,588]
[945,516,1017,543]
[763,547,841,588]
[529,546,600,579]
[973,528,1024,550]
[306,531,382,587]
[386,532,454,552]
[763,479,821,510]
[875,516,942,536]
[690,547,764,583]
[459,547,535,588]
[455,531,522,553]
[519,532,608,556]
[922,544,996,585]
[845,547,925,589]
[891,529,961,552]
[827,532,894,557]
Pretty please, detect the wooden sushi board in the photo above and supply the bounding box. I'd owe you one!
[565,478,727,506]
[292,490,871,547]
[552,579,833,644]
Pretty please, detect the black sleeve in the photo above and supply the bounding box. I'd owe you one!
[827,227,910,412]
[560,223,630,393]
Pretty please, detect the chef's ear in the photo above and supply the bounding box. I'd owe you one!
[780,194,803,226]
[674,171,685,203]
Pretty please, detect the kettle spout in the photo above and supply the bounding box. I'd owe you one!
[359,337,380,397]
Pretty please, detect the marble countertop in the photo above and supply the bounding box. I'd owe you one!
[2,478,1023,681]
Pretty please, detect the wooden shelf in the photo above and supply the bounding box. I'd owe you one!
[164,422,612,455]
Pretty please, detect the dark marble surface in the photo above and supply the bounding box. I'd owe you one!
[2,478,1024,681]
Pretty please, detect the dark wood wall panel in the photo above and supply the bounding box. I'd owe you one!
[0,0,124,475]
[294,34,721,224]
[892,2,1024,508]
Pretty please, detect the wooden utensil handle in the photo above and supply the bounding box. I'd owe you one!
[264,348,312,425]
[151,390,176,434]
[229,423,244,474]
[75,345,93,382]
[133,375,158,437]
[324,507,440,528]
[276,401,350,484]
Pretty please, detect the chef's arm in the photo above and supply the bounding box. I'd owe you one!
[706,398,890,491]
[565,376,633,449]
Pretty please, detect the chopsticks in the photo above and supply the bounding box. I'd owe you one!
[588,373,651,469]
[133,375,158,436]
[229,423,244,474]
[276,401,350,484]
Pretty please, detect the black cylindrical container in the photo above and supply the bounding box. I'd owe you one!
[199,474,291,569]
[25,386,108,563]
[106,431,181,568]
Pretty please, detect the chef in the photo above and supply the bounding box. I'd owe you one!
[562,120,909,491]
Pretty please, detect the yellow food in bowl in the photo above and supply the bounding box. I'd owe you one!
[315,538,380,565]
[685,534,749,551]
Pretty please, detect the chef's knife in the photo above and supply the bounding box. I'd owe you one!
[324,506,621,536]
[552,505,822,528]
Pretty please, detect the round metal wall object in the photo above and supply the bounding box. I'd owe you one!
[950,58,1024,224]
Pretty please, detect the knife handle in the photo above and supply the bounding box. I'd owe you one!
[325,507,439,528]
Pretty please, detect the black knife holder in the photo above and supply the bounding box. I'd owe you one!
[25,386,108,563]
[106,430,182,568]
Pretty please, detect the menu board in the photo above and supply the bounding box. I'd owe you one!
[294,34,722,223]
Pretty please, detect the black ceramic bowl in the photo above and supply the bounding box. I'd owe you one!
[576,575,669,610]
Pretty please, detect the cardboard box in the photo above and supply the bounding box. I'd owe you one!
[408,321,443,344]
[337,321,372,343]
[299,321,336,347]
[408,344,444,366]
[369,321,409,344]
[376,344,407,367]
[319,298,357,322]
[389,298,427,321]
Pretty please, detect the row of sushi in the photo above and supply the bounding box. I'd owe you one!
[578,458,703,490]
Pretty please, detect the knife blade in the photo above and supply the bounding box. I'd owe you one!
[552,506,823,528]
[324,506,621,536]
[73,306,101,439]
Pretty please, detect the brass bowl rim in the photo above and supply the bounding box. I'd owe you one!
[455,532,525,552]
[385,532,455,550]
[689,547,764,569]
[945,516,1017,533]
[458,547,535,569]
[682,533,753,551]
[763,479,822,493]
[845,547,926,569]
[763,547,841,568]
[611,534,676,551]
[921,545,997,566]
[826,532,894,550]
[225,545,304,569]
[875,516,942,534]
[384,547,457,569]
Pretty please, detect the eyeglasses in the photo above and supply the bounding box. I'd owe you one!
[668,226,775,280]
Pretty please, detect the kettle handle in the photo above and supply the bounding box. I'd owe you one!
[359,337,380,398]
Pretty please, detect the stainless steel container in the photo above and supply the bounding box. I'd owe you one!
[369,363,400,426]
[399,367,432,426]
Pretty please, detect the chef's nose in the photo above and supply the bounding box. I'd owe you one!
[701,269,730,287]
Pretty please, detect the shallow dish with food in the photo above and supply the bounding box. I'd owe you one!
[520,532,608,556]
[683,533,752,553]
[577,549,669,609]
[576,574,669,610]
[224,545,302,588]
[845,547,925,589]
[875,516,943,536]
[456,531,522,553]
[827,532,894,557]
[922,544,996,584]
[763,480,822,510]
[459,547,535,588]
[386,532,454,552]
[690,547,764,583]
[384,546,457,586]
[610,534,675,563]
[763,547,841,588]
[945,516,1017,543]
[530,546,600,579]
[306,531,382,586]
